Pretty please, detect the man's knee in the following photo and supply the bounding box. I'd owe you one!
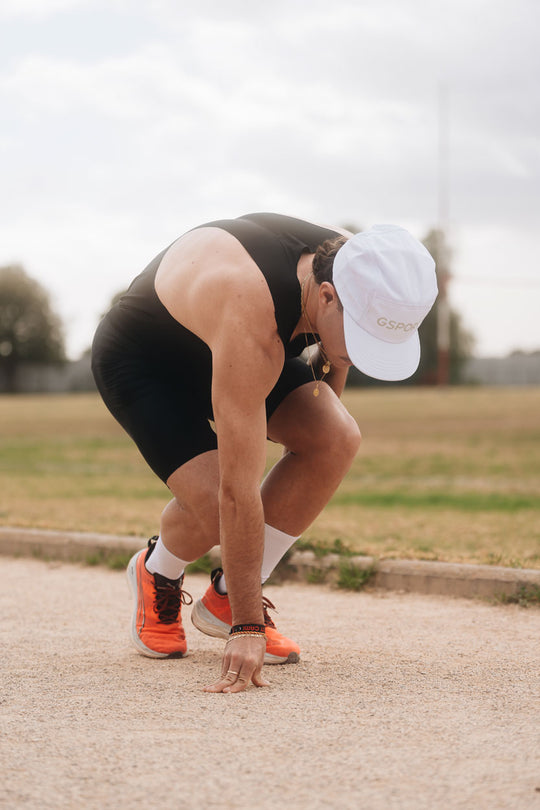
[162,490,219,554]
[178,484,219,532]
[165,457,220,544]
[268,384,361,463]
[343,412,362,456]
[328,410,362,465]
[286,401,361,464]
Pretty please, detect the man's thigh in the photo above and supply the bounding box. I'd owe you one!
[267,380,356,453]
[95,361,217,483]
[265,357,315,425]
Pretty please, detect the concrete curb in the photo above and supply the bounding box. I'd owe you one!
[1,526,539,601]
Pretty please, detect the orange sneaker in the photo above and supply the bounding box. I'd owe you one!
[126,537,192,659]
[191,568,300,664]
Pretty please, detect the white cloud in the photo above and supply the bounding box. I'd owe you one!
[1,45,194,120]
[0,0,91,19]
[1,0,539,357]
[451,224,540,355]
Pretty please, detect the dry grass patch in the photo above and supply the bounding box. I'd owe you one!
[1,388,539,568]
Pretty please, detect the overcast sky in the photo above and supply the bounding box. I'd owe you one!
[1,0,539,359]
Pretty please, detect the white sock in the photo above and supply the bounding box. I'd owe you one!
[216,523,300,594]
[145,535,189,581]
[261,524,300,582]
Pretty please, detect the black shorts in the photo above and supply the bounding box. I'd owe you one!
[92,311,313,483]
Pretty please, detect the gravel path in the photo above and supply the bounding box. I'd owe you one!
[1,557,539,810]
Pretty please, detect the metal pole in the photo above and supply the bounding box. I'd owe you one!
[437,83,451,385]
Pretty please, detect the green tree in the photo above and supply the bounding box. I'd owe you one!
[416,229,475,384]
[0,265,66,392]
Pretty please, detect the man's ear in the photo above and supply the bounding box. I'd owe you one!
[318,281,338,307]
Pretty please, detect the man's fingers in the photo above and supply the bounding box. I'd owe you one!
[203,679,232,693]
[222,674,250,694]
[203,668,270,693]
[204,635,268,693]
[204,670,238,693]
[251,670,271,688]
[220,657,233,679]
[223,669,270,693]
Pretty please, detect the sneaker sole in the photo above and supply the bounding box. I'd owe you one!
[126,551,188,659]
[191,598,299,665]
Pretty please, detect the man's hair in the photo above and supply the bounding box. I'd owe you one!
[312,235,349,285]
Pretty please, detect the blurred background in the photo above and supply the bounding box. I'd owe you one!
[1,0,539,391]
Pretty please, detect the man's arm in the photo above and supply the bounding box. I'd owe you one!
[204,299,284,692]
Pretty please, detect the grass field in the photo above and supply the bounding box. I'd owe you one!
[1,387,539,568]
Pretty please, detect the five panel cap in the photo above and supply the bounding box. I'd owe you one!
[333,225,438,381]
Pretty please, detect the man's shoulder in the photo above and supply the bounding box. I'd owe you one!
[240,212,342,239]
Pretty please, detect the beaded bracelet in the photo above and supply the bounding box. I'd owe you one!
[226,633,266,644]
[229,624,266,636]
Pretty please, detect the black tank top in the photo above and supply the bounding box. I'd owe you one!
[192,213,340,356]
[109,213,340,371]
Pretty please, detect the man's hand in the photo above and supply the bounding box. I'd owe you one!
[203,635,270,694]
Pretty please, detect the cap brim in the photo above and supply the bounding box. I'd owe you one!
[343,309,421,382]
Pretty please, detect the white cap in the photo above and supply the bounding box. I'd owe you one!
[333,224,438,381]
